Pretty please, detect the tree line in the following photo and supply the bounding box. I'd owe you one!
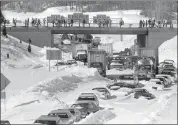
[1,1,177,20]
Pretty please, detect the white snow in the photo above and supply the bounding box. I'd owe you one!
[76,109,116,124]
[1,7,177,124]
[159,36,177,67]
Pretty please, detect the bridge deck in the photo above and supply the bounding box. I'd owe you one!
[6,26,148,35]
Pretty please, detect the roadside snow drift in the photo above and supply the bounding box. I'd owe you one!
[76,109,116,124]
[159,36,177,66]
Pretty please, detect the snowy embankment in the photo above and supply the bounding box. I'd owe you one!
[1,35,41,62]
[76,109,116,124]
[140,92,176,124]
[159,35,177,67]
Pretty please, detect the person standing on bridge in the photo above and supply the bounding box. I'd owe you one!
[119,18,124,28]
[145,20,148,27]
[82,18,86,27]
[148,19,151,28]
[43,18,46,26]
[139,20,142,28]
[27,18,29,27]
[63,19,66,27]
[52,19,55,27]
[142,20,145,27]
[71,19,73,27]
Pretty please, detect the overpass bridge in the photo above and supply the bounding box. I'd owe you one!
[5,26,177,67]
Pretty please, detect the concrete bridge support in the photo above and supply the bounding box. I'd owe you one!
[137,28,177,70]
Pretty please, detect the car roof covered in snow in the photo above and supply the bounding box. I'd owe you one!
[74,100,96,105]
[156,74,171,77]
[150,79,161,82]
[80,93,96,96]
[35,115,61,122]
[49,109,71,114]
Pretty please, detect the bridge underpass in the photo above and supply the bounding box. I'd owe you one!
[6,26,177,67]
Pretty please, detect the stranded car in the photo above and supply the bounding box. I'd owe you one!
[149,79,165,90]
[156,74,173,85]
[92,87,111,99]
[155,76,169,87]
[71,101,100,118]
[48,109,75,124]
[107,81,143,89]
[76,93,99,106]
[34,115,61,125]
[125,88,156,100]
[66,60,77,65]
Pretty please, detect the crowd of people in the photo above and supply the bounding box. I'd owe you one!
[139,19,174,28]
[4,17,174,29]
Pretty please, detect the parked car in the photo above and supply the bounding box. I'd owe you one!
[125,88,156,100]
[71,101,100,118]
[109,60,124,70]
[34,115,62,125]
[76,93,99,106]
[161,69,176,76]
[155,76,169,87]
[156,74,173,85]
[67,108,82,122]
[164,59,174,64]
[48,109,75,124]
[0,120,11,125]
[66,60,77,65]
[92,87,111,99]
[107,81,144,89]
[149,79,165,90]
[55,61,66,66]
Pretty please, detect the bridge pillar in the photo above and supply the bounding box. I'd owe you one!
[137,34,147,48]
[50,31,54,47]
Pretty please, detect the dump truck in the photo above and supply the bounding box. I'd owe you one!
[88,50,107,77]
[98,43,113,57]
[72,43,90,62]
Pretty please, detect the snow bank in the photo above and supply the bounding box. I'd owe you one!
[76,109,116,124]
[6,66,99,106]
[141,93,176,124]
[1,35,40,62]
[159,36,177,66]
[64,66,100,78]
[107,69,134,75]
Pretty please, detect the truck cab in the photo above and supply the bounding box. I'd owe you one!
[75,50,87,62]
[91,62,106,77]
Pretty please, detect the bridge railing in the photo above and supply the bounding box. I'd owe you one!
[4,17,178,28]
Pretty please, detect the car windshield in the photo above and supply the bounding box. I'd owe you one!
[69,110,75,114]
[73,103,89,108]
[48,113,69,118]
[78,96,95,101]
[57,113,69,118]
[157,78,164,82]
[156,82,162,85]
